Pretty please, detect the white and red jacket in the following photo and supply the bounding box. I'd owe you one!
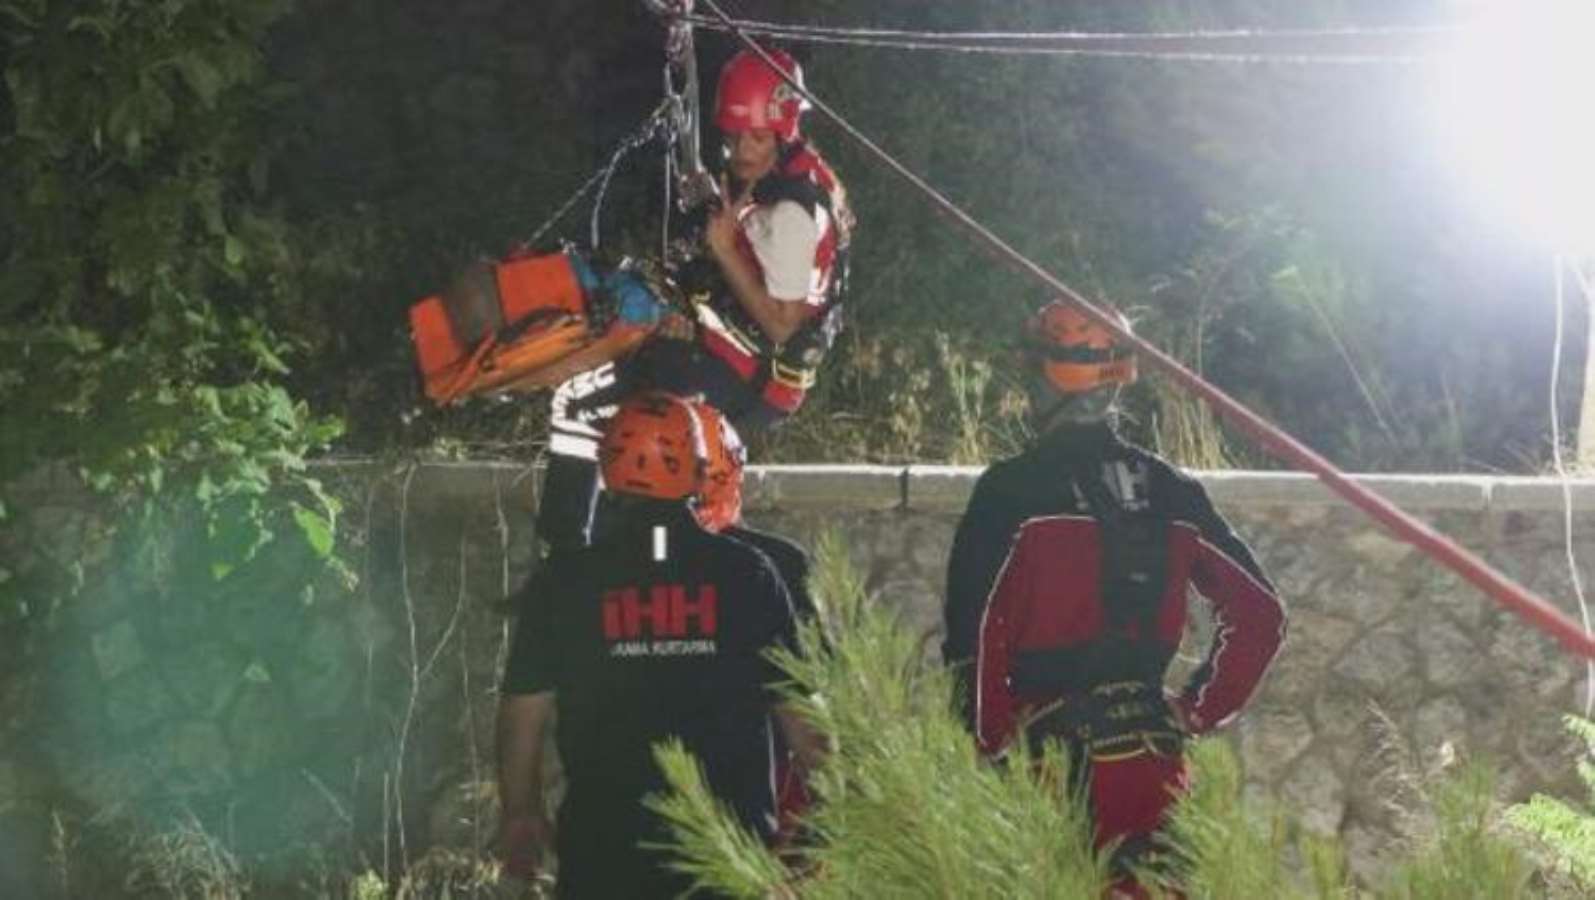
[697,143,847,415]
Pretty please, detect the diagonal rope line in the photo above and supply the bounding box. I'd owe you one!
[1550,255,1595,711]
[689,0,1595,661]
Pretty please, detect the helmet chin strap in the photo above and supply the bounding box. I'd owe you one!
[1033,386,1121,435]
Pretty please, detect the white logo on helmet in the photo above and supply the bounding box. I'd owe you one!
[768,83,798,119]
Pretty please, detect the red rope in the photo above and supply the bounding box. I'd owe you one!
[692,0,1595,661]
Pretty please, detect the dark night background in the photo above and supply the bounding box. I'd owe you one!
[6,0,1584,475]
[246,0,1582,471]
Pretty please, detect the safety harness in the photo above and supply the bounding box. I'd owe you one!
[678,145,851,417]
[1015,458,1183,762]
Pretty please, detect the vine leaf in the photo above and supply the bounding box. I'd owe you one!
[293,503,335,559]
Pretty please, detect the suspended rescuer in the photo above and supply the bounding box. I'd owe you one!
[538,46,855,552]
[941,301,1287,892]
[496,391,825,899]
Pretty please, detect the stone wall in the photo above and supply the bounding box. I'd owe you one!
[745,466,1595,878]
[2,463,1594,892]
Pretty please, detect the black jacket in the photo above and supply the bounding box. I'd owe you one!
[504,500,797,898]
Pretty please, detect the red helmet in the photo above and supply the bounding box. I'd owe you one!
[715,48,808,142]
[598,392,707,501]
[1024,301,1137,395]
[690,401,746,532]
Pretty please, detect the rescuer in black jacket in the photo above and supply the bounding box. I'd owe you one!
[687,397,821,842]
[496,391,824,899]
[942,301,1286,894]
[689,397,816,624]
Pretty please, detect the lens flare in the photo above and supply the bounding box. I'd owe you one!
[1427,0,1595,252]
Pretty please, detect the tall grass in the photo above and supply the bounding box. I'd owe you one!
[1149,378,1236,472]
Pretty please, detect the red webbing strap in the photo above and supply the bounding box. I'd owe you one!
[692,0,1595,661]
[437,335,498,406]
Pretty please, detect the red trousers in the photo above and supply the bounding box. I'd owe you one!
[1088,749,1188,899]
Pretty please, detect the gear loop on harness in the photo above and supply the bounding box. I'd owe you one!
[1021,682,1184,764]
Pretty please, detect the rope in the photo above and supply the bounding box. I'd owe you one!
[662,130,675,259]
[1549,254,1595,709]
[590,100,673,250]
[691,0,1595,661]
[686,17,1455,42]
[522,99,673,251]
[682,14,1454,63]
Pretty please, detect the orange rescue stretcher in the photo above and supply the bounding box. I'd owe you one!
[409,252,656,406]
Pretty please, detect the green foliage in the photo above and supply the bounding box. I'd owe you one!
[1507,716,1595,890]
[0,0,347,621]
[649,530,1109,899]
[1157,739,1332,898]
[1382,759,1536,899]
[649,741,796,898]
[2,0,296,309]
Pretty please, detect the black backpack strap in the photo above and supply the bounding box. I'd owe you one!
[1066,457,1169,639]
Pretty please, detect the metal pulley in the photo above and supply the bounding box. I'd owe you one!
[646,0,719,212]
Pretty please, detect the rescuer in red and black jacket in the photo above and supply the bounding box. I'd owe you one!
[942,301,1286,891]
[538,47,854,553]
[497,392,824,899]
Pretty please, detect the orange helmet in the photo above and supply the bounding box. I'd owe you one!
[598,392,707,501]
[691,401,746,532]
[715,48,808,142]
[1024,301,1137,395]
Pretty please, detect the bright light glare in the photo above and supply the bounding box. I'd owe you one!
[1428,1,1595,253]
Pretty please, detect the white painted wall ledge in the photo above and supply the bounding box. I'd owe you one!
[292,461,1595,515]
[750,466,1595,513]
